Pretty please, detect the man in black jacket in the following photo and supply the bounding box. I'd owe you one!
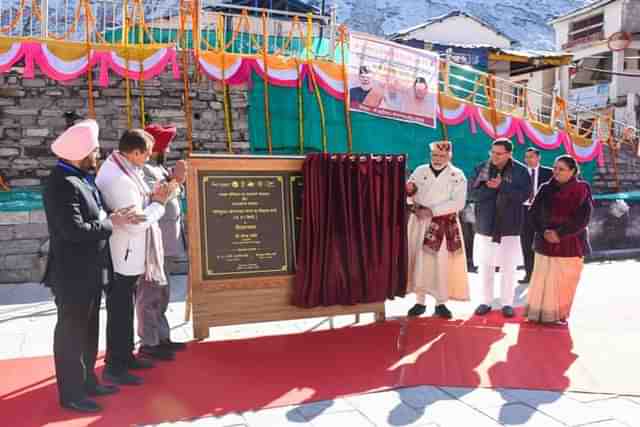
[468,138,531,318]
[43,120,142,413]
[519,147,553,283]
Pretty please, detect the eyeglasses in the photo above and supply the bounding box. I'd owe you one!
[489,150,508,156]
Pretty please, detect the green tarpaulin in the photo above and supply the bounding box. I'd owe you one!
[593,191,640,201]
[0,188,188,213]
[247,72,596,181]
[0,188,43,212]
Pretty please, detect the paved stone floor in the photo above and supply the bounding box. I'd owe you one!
[1,260,640,426]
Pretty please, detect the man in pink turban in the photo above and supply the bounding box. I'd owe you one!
[43,120,144,413]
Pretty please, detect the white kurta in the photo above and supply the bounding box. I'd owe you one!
[406,164,470,303]
[473,234,522,306]
[473,234,523,268]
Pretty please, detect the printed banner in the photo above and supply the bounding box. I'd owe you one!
[348,33,439,128]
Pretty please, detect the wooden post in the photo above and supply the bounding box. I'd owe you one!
[137,0,146,127]
[123,0,132,129]
[262,12,273,154]
[339,26,353,153]
[83,0,95,119]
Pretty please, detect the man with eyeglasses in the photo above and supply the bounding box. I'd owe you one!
[469,138,532,318]
[43,120,145,412]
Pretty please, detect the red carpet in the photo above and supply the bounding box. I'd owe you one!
[2,309,639,426]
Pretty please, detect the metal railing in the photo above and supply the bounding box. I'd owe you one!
[443,60,639,147]
[0,0,338,58]
[1,0,638,146]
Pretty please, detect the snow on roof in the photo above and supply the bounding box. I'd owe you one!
[389,10,516,43]
[548,0,618,25]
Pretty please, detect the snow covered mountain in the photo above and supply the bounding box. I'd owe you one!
[312,0,594,50]
[2,0,594,51]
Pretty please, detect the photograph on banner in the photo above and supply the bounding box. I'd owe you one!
[348,33,439,128]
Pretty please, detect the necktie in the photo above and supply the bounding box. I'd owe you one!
[529,169,535,203]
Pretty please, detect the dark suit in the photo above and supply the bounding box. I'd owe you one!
[521,165,553,277]
[43,163,113,405]
[469,159,532,238]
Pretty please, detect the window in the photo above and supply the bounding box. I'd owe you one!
[624,50,640,71]
[568,14,604,43]
[512,81,527,108]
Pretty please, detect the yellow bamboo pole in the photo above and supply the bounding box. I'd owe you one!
[219,14,233,152]
[307,14,327,153]
[607,110,621,192]
[192,0,200,78]
[437,60,449,141]
[179,0,193,155]
[487,74,498,138]
[137,0,146,128]
[122,0,132,129]
[83,0,96,119]
[295,57,304,154]
[262,12,273,154]
[339,26,353,153]
[181,0,193,323]
[0,176,10,191]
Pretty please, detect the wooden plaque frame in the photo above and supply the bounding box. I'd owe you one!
[186,154,385,339]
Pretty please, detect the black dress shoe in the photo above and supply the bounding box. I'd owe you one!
[475,304,492,316]
[102,369,144,386]
[139,345,175,361]
[502,306,515,318]
[86,384,120,397]
[467,265,478,273]
[407,304,426,317]
[434,304,453,319]
[128,357,155,370]
[518,275,531,284]
[160,340,187,352]
[61,399,102,413]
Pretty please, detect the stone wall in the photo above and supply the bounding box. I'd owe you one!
[0,66,250,187]
[0,210,48,283]
[622,0,640,34]
[0,66,251,284]
[592,143,640,193]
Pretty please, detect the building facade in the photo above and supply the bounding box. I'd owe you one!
[550,0,640,127]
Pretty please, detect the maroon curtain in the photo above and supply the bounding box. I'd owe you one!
[293,153,408,308]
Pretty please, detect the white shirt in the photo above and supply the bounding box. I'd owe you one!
[408,163,467,217]
[524,166,539,206]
